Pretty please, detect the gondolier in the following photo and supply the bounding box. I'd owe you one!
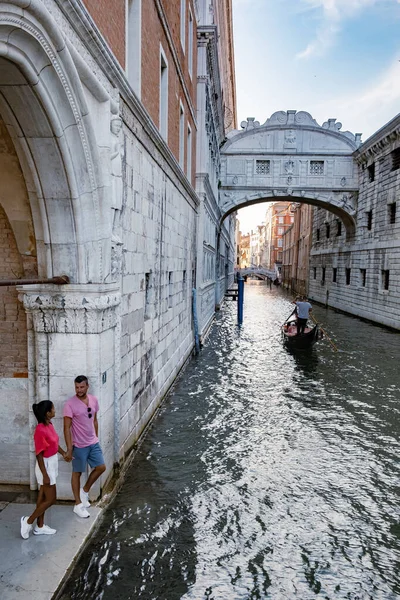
[293,296,313,336]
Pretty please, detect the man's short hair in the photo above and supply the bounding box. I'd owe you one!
[74,375,88,384]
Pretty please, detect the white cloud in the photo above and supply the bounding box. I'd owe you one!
[313,57,400,138]
[296,0,384,59]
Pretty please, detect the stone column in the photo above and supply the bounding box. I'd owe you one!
[19,284,121,500]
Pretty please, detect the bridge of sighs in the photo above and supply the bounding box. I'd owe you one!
[219,110,362,235]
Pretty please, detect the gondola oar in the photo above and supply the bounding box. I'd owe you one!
[310,314,338,352]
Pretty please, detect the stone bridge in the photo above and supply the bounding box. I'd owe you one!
[237,267,277,279]
[219,110,362,234]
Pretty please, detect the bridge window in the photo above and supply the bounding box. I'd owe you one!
[310,160,324,175]
[332,268,337,283]
[391,148,400,171]
[336,220,342,236]
[366,211,373,231]
[360,269,366,287]
[321,267,326,285]
[367,163,375,182]
[255,160,270,175]
[388,202,396,224]
[313,267,317,279]
[326,224,330,239]
[346,268,351,285]
[316,228,320,241]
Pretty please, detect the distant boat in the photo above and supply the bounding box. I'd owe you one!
[281,314,321,350]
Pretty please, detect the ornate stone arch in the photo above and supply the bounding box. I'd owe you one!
[0,0,110,283]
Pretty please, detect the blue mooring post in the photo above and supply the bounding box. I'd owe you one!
[237,277,244,324]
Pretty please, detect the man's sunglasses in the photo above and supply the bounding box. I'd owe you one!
[87,407,92,419]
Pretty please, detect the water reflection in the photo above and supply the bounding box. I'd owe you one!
[59,282,400,600]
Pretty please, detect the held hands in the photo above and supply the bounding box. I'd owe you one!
[63,449,73,463]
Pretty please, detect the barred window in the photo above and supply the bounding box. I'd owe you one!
[391,148,400,171]
[310,161,324,175]
[255,160,270,175]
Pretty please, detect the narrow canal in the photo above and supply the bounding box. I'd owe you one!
[59,283,400,600]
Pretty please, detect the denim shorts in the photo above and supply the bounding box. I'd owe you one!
[72,442,105,473]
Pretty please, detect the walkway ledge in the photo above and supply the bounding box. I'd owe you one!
[0,503,101,600]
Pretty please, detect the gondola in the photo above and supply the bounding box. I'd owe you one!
[281,314,321,350]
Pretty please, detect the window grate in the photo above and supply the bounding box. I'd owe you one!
[310,161,324,175]
[382,270,390,290]
[391,148,400,171]
[255,160,270,175]
[360,269,366,287]
[367,163,375,182]
[389,202,396,224]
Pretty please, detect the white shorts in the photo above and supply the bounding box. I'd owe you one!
[35,453,59,486]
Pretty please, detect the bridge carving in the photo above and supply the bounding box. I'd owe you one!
[219,110,362,232]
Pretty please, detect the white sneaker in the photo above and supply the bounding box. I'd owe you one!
[33,524,57,535]
[80,488,90,508]
[20,516,33,539]
[73,503,90,518]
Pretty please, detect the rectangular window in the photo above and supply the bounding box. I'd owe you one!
[278,216,284,224]
[322,267,326,285]
[127,0,142,97]
[186,124,192,180]
[313,267,317,280]
[310,160,324,175]
[168,271,173,308]
[346,268,351,285]
[277,239,283,247]
[389,202,396,224]
[278,227,283,235]
[391,148,400,171]
[382,270,390,290]
[179,102,185,169]
[332,267,337,283]
[180,0,186,52]
[182,270,187,295]
[188,8,193,77]
[326,224,330,239]
[316,228,320,241]
[255,160,270,175]
[159,47,168,140]
[336,220,342,236]
[367,211,373,230]
[360,269,366,287]
[367,163,375,182]
[145,271,151,318]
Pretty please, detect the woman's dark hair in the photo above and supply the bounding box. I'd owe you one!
[32,401,54,425]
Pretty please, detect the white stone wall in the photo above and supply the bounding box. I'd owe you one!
[117,105,197,457]
[309,115,400,330]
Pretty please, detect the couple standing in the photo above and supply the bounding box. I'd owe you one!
[20,375,105,538]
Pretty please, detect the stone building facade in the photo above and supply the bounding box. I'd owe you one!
[282,203,313,295]
[309,114,400,330]
[0,0,236,497]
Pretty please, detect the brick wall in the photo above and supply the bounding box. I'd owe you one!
[141,0,196,170]
[82,0,126,67]
[0,204,27,376]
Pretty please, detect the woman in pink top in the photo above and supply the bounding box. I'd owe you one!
[20,401,69,539]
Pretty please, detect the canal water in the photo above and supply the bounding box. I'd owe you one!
[59,283,400,600]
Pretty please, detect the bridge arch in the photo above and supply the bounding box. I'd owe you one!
[219,110,361,235]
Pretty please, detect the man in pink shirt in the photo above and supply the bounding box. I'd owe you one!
[63,375,106,518]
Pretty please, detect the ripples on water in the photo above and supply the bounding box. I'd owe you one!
[60,283,400,600]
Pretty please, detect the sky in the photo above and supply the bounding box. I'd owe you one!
[232,0,400,234]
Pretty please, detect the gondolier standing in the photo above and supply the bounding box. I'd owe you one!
[293,296,313,336]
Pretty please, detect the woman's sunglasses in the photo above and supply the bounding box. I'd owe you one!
[87,407,92,419]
